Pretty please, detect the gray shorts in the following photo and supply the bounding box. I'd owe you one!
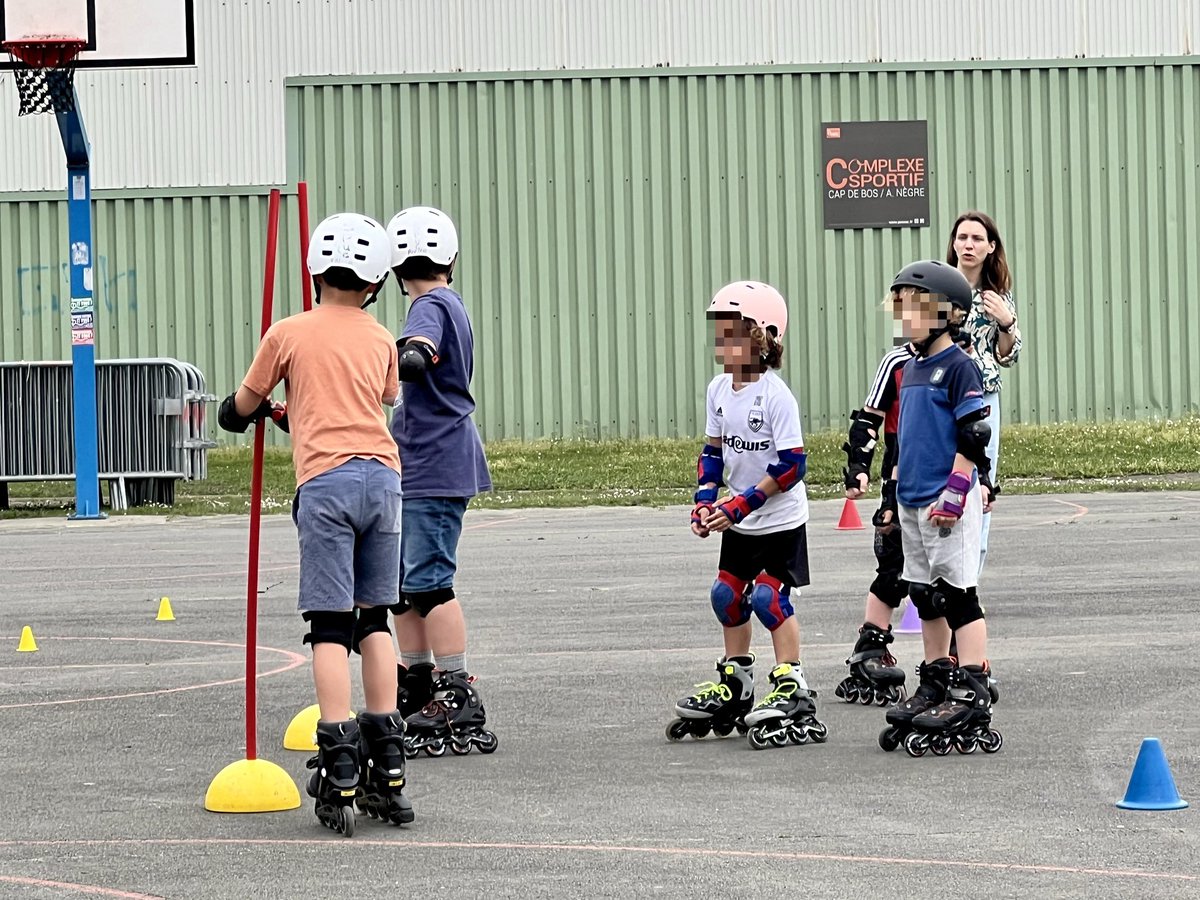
[291,458,402,612]
[899,484,983,590]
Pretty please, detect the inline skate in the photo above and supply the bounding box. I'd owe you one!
[404,669,498,758]
[744,662,828,750]
[903,663,1002,757]
[835,623,906,706]
[305,719,360,836]
[355,711,414,825]
[397,662,435,719]
[877,657,954,752]
[666,654,754,741]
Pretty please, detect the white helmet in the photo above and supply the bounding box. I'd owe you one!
[387,206,459,267]
[307,213,392,285]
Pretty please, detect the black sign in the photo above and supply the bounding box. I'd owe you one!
[822,121,929,229]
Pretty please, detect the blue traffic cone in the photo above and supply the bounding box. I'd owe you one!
[895,597,921,634]
[1116,738,1188,810]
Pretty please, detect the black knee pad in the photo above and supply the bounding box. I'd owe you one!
[870,530,907,608]
[352,604,392,655]
[302,610,354,653]
[934,579,984,631]
[870,573,908,609]
[908,582,947,621]
[405,587,455,618]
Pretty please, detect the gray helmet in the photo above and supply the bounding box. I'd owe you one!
[890,260,973,311]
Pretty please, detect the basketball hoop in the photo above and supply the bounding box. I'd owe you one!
[3,36,86,116]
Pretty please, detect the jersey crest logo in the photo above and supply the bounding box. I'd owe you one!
[930,367,945,384]
[716,406,723,416]
[747,408,764,433]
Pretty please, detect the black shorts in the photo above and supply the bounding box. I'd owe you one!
[717,524,810,588]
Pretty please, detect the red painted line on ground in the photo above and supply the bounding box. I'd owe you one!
[1036,499,1089,526]
[0,838,1191,883]
[0,637,306,710]
[0,875,162,899]
[463,515,527,532]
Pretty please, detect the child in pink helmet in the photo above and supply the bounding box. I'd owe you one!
[666,281,828,751]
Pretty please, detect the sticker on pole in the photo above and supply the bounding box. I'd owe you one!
[71,328,95,346]
[71,311,93,329]
[70,297,92,312]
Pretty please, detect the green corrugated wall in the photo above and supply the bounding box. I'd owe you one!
[3,60,1199,441]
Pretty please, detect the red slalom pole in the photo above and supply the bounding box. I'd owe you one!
[298,181,312,312]
[245,187,282,761]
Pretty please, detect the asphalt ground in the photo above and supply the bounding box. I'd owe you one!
[0,491,1197,899]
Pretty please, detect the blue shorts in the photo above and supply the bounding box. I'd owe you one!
[291,458,402,612]
[398,496,468,602]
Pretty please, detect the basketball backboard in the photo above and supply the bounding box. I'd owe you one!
[0,0,194,69]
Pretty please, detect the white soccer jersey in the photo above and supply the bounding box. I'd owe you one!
[704,370,809,534]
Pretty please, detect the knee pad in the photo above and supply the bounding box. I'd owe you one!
[934,579,984,631]
[908,583,947,621]
[352,604,392,655]
[302,610,354,653]
[869,572,909,608]
[749,574,795,632]
[404,587,456,618]
[710,570,751,627]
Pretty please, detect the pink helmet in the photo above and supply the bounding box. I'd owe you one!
[706,281,788,339]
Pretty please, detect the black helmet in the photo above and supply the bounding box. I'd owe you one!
[890,260,973,311]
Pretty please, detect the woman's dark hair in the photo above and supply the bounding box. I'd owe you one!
[945,210,1012,295]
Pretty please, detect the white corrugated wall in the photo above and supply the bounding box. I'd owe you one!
[1,0,1196,192]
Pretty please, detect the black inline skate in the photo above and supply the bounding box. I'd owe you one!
[397,662,435,719]
[305,719,360,836]
[878,656,954,752]
[404,669,498,758]
[744,662,828,750]
[904,663,1003,757]
[666,654,755,742]
[948,637,1000,703]
[355,711,414,825]
[835,623,906,706]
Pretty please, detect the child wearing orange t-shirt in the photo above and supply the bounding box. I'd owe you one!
[218,212,410,837]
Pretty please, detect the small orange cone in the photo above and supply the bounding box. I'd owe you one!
[835,498,865,531]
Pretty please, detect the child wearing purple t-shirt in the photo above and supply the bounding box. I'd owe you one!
[384,206,497,759]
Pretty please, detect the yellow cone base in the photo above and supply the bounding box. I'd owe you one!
[205,757,301,813]
[17,626,38,652]
[284,703,355,751]
[156,597,175,621]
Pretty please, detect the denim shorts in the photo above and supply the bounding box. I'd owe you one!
[399,496,468,597]
[291,458,402,612]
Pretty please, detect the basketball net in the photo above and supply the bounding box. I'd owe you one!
[3,37,86,115]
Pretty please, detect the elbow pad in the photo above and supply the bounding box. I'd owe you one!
[767,447,806,492]
[218,393,254,434]
[397,340,438,382]
[956,408,993,477]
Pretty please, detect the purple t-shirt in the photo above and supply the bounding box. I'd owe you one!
[389,287,492,499]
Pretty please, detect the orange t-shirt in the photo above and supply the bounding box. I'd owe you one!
[242,305,401,486]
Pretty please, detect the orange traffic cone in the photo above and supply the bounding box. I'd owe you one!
[835,498,865,531]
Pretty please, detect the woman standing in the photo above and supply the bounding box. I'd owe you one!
[946,211,1023,576]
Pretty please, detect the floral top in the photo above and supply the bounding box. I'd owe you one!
[961,289,1022,394]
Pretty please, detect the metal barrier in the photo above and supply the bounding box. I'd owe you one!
[0,358,217,510]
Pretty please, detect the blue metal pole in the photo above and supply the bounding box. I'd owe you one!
[56,90,104,520]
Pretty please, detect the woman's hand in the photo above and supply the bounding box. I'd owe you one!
[980,290,1015,330]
